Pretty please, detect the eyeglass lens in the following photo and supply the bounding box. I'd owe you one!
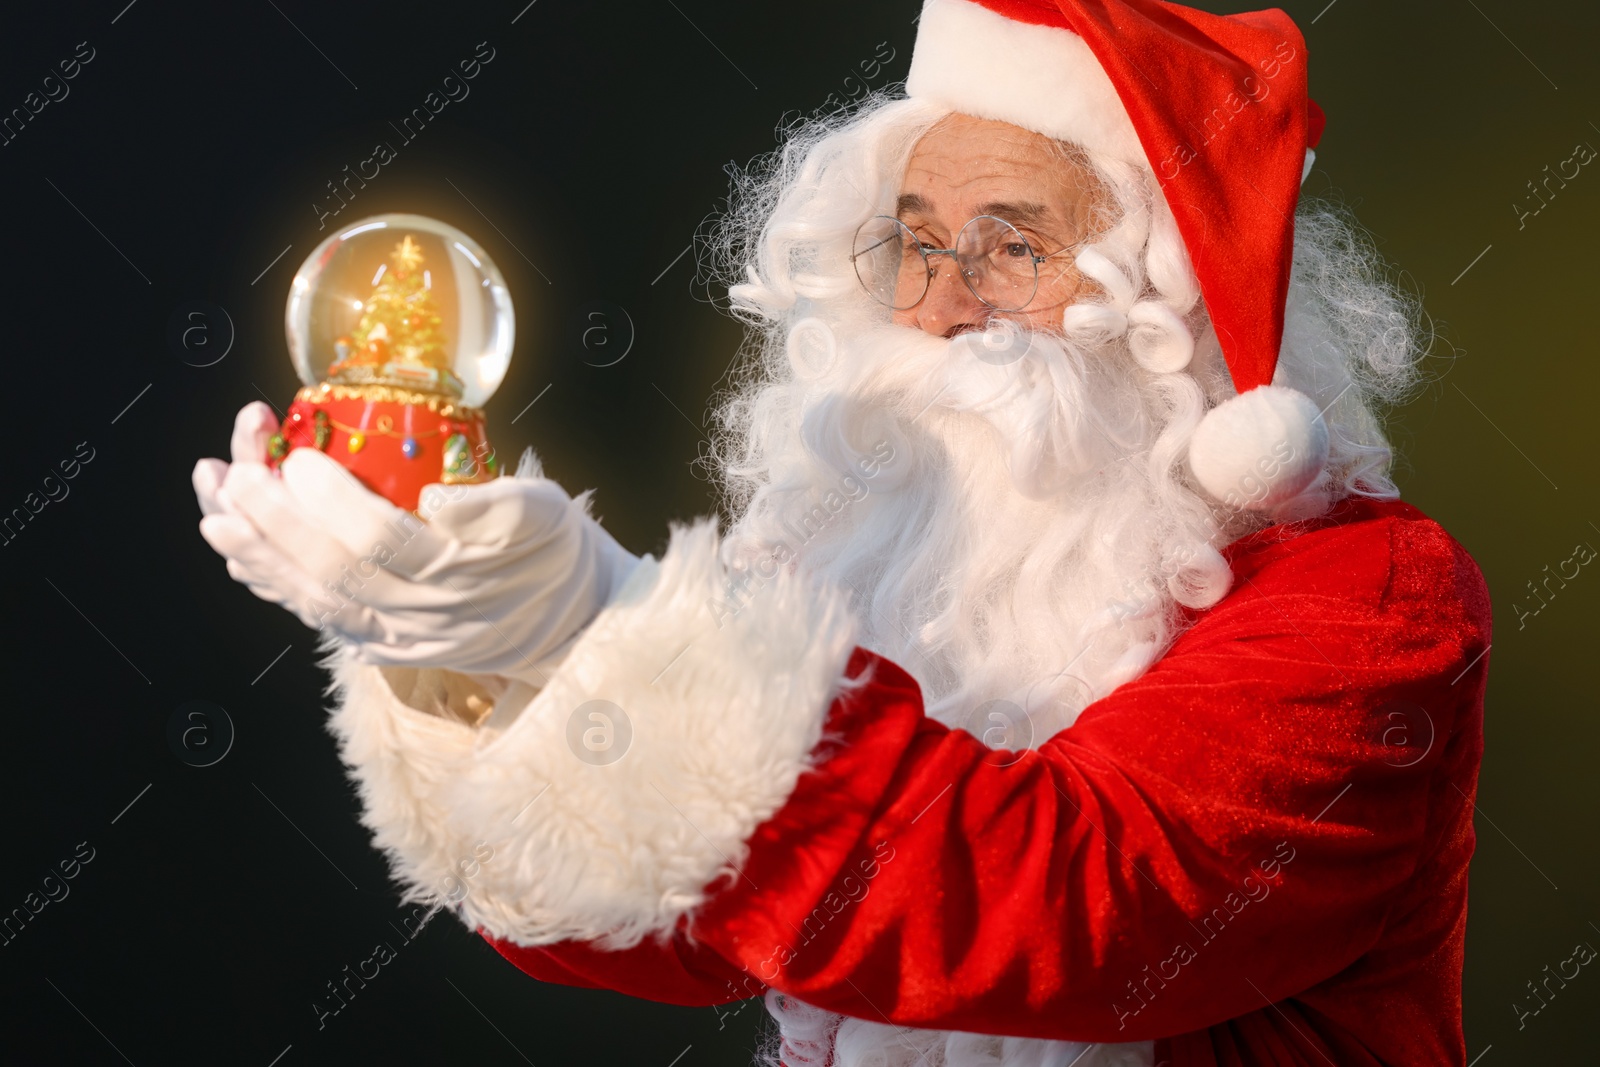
[851,215,1043,313]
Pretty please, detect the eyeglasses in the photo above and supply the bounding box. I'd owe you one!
[851,214,1083,313]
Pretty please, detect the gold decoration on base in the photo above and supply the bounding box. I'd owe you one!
[295,383,483,421]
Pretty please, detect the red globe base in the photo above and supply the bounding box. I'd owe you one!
[266,384,498,511]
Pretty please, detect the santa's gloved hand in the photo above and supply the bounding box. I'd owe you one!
[193,402,640,687]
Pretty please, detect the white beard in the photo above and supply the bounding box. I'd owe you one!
[719,316,1242,1067]
[722,316,1236,744]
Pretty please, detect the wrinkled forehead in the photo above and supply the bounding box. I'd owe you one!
[897,114,1101,235]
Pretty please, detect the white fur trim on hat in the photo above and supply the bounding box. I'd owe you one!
[906,0,1146,165]
[1188,385,1329,511]
[325,519,861,949]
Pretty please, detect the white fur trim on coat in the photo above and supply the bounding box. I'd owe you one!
[325,519,861,949]
[906,0,1146,165]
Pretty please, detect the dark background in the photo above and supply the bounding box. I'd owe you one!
[0,1,1594,1063]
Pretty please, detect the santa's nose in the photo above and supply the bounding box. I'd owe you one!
[896,258,988,338]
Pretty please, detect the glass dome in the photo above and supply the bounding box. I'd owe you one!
[285,214,514,409]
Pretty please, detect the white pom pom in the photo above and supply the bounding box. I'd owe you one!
[1126,301,1194,373]
[1189,385,1329,510]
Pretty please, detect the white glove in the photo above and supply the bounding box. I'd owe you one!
[193,402,640,687]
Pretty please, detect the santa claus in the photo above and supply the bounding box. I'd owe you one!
[193,1,1491,1064]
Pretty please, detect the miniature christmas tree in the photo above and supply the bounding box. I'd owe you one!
[328,235,461,395]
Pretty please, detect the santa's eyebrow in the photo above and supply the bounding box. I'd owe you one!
[895,192,934,217]
[974,200,1054,226]
[893,193,1056,229]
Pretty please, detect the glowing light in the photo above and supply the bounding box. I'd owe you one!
[371,263,387,286]
[423,269,432,290]
[340,221,388,239]
[452,241,482,268]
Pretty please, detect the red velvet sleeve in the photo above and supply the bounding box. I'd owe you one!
[680,502,1490,1046]
[482,502,1489,1057]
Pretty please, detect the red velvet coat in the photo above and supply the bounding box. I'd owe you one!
[486,498,1491,1066]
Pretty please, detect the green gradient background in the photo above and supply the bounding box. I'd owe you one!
[0,0,1592,1062]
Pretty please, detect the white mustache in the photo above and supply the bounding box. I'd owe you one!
[812,320,1147,498]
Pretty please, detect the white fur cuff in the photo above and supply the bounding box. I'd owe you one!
[325,519,861,948]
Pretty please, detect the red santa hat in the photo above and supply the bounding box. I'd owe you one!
[906,0,1330,510]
